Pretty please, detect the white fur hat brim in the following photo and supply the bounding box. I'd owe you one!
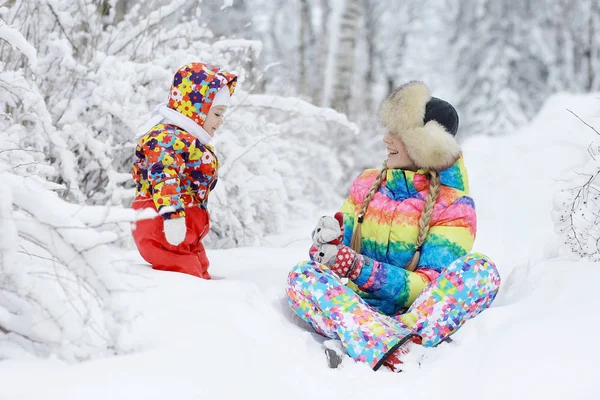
[379,81,461,170]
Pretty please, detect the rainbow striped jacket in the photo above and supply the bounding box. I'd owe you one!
[340,156,476,315]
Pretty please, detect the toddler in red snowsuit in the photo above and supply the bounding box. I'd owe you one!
[131,62,237,279]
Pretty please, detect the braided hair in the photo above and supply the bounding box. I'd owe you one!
[349,166,441,272]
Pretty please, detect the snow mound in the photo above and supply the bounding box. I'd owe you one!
[1,93,599,399]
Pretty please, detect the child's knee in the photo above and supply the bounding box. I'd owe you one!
[446,253,502,291]
[470,253,501,287]
[287,260,329,290]
[289,261,316,282]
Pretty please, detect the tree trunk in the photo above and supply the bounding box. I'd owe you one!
[331,0,362,115]
[363,0,382,112]
[100,0,127,25]
[314,0,330,105]
[588,1,599,90]
[299,0,311,97]
[114,0,127,23]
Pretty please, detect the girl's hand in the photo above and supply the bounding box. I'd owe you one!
[311,243,365,281]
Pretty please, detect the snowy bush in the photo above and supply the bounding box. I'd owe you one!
[2,0,357,243]
[553,106,600,262]
[0,173,144,361]
[2,0,235,205]
[0,0,360,360]
[0,13,148,360]
[554,139,600,262]
[207,94,358,248]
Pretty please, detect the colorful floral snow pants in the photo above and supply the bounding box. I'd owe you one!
[286,253,501,370]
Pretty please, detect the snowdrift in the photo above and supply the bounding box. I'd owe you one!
[1,93,599,400]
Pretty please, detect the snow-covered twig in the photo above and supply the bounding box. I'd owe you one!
[554,109,600,261]
[567,109,600,136]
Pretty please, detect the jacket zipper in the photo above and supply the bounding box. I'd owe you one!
[402,170,410,196]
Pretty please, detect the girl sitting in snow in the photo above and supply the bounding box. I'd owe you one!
[286,81,501,372]
[131,62,237,280]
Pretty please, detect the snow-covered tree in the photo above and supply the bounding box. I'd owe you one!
[2,0,600,363]
[443,0,600,137]
[0,0,361,361]
[329,0,362,114]
[0,13,131,361]
[206,94,359,248]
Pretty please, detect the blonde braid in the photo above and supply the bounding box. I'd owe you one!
[406,170,441,272]
[350,162,388,253]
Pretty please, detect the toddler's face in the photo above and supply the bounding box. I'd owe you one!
[203,106,227,136]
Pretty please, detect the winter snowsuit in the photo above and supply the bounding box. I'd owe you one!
[132,63,237,279]
[286,157,501,370]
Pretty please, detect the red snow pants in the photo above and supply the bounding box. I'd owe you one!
[132,198,211,279]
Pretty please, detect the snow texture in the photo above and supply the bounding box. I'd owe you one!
[1,1,599,398]
[0,18,37,69]
[0,93,599,400]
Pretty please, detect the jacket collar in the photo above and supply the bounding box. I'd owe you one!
[135,103,213,144]
[382,156,469,200]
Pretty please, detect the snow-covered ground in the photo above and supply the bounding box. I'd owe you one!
[1,93,599,400]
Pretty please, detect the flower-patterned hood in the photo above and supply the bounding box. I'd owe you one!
[167,62,237,127]
[136,63,237,144]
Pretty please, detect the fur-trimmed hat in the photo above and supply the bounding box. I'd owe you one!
[379,81,460,170]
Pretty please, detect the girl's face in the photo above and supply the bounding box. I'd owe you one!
[203,105,227,136]
[383,133,417,170]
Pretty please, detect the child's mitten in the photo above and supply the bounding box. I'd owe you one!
[163,217,187,246]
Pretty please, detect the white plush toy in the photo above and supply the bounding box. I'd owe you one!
[312,213,344,245]
[312,243,339,266]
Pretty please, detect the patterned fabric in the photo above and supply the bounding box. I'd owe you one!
[397,253,501,347]
[340,157,476,314]
[286,253,500,369]
[168,62,237,127]
[287,261,415,370]
[132,62,237,219]
[309,243,365,280]
[132,125,219,219]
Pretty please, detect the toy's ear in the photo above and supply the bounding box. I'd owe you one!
[334,212,344,229]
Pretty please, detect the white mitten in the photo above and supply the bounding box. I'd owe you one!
[163,217,187,246]
[312,215,343,245]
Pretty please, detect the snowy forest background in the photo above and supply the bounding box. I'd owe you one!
[1,0,600,377]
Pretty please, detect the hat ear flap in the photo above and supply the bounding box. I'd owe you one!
[401,122,461,170]
[425,97,460,137]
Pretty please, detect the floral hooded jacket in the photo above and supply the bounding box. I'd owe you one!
[132,63,237,219]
